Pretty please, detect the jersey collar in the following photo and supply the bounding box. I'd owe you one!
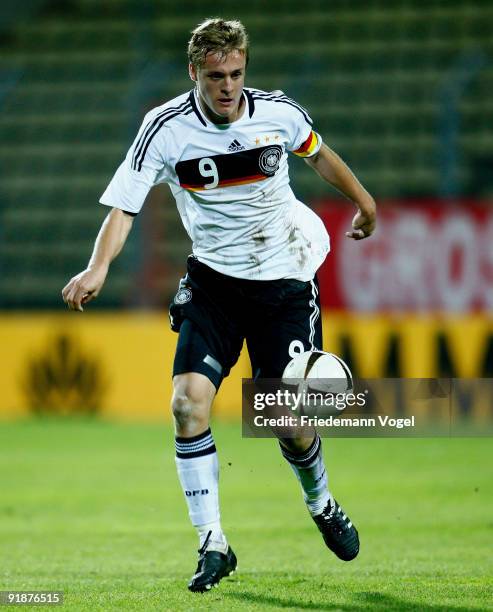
[189,89,255,127]
[243,88,255,118]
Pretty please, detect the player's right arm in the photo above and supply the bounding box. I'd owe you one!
[62,208,134,311]
[62,103,172,311]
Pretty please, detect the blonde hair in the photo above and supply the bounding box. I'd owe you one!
[188,18,249,69]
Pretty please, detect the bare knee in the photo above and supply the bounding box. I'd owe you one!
[171,389,207,425]
[172,373,215,435]
[280,434,316,455]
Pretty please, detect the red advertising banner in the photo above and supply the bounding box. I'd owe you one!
[316,199,493,312]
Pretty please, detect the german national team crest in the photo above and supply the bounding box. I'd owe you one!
[259,146,282,176]
[174,287,192,304]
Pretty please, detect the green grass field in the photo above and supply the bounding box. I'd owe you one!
[0,419,491,611]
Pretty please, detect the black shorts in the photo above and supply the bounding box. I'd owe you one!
[169,255,322,389]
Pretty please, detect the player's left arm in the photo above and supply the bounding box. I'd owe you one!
[305,143,376,240]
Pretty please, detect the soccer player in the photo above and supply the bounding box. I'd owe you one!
[62,18,376,592]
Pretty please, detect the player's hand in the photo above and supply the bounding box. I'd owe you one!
[345,205,376,240]
[61,266,108,312]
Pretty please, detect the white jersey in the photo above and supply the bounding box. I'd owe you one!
[100,87,330,281]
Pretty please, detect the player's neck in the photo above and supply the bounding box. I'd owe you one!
[198,92,246,125]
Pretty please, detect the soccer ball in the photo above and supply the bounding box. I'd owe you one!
[282,350,353,416]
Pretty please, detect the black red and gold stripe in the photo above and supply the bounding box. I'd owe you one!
[293,131,320,157]
[176,144,283,191]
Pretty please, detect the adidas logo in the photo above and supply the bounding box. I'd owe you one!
[227,139,245,152]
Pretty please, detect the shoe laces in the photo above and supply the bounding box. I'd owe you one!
[320,504,346,535]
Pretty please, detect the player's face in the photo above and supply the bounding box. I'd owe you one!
[190,50,246,124]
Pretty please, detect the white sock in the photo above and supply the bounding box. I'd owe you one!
[197,522,228,553]
[175,428,228,553]
[280,435,333,516]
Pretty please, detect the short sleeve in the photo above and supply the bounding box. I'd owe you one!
[282,96,322,158]
[99,110,168,215]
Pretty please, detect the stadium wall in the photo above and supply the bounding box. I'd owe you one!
[1,312,492,421]
[317,199,493,312]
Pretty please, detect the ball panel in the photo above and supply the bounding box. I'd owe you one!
[282,350,354,416]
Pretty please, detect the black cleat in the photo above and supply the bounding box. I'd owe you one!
[188,531,237,593]
[312,498,359,561]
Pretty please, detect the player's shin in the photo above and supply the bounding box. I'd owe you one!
[279,434,333,516]
[174,428,228,553]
